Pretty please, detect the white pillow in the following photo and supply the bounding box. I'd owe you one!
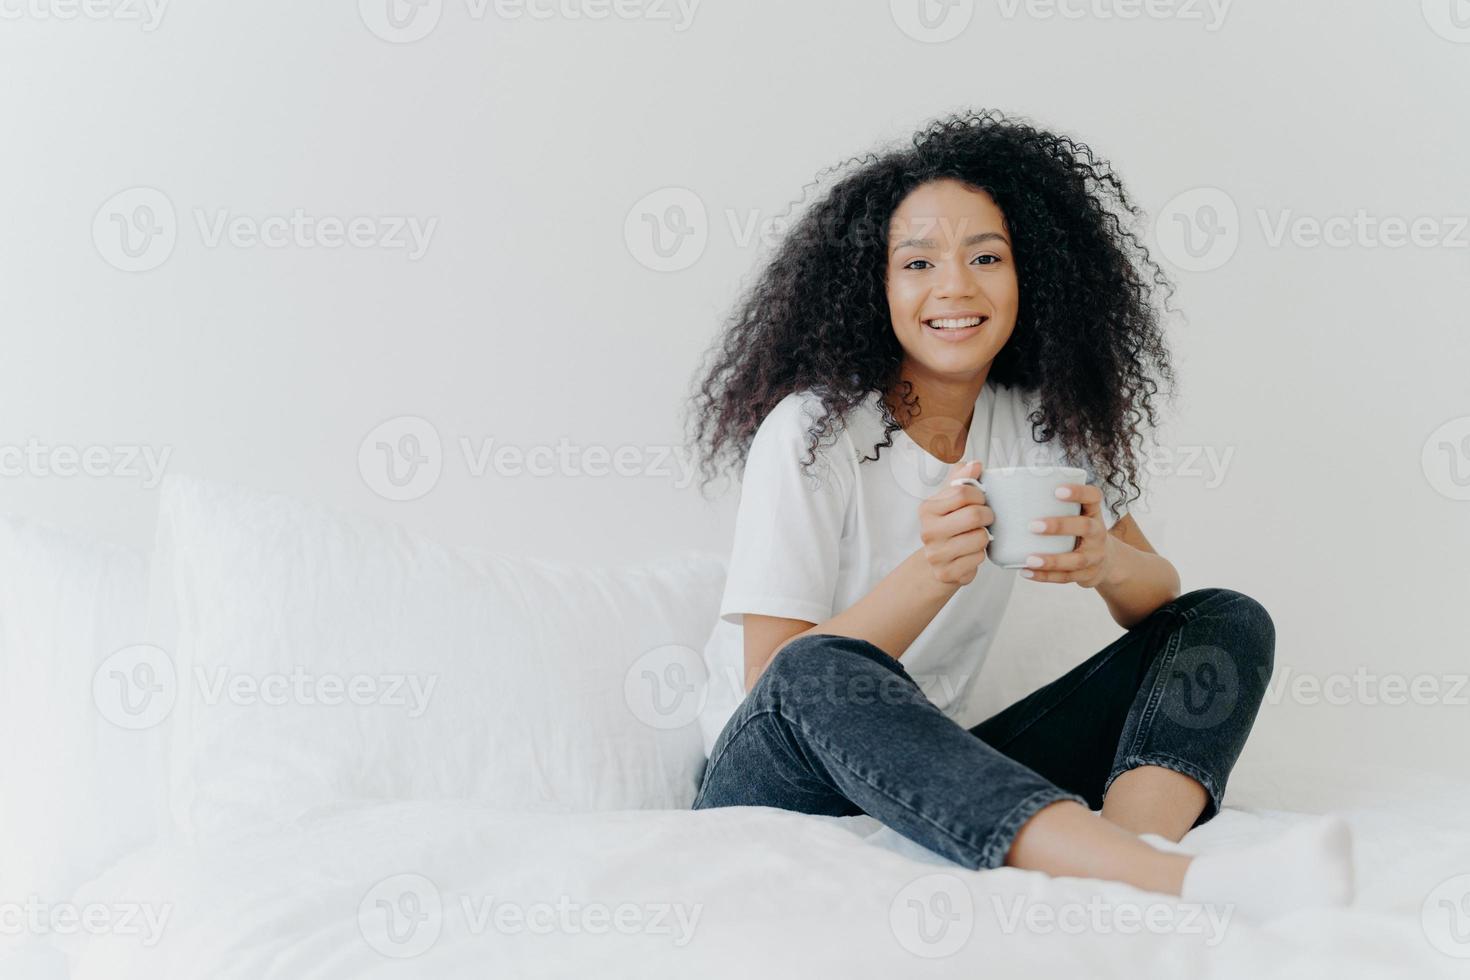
[0,515,164,901]
[156,475,725,838]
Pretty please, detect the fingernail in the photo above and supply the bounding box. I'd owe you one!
[1025,556,1044,568]
[1054,487,1071,499]
[1020,570,1034,578]
[1028,520,1047,532]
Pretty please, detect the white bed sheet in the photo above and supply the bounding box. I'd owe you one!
[48,761,1470,979]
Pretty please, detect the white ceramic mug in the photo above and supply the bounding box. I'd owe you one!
[950,465,1086,569]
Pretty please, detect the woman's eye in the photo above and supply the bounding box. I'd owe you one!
[972,254,999,265]
[903,258,933,270]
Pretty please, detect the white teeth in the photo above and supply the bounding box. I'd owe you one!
[927,316,984,330]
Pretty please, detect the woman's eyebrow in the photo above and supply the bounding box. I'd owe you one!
[890,231,1009,254]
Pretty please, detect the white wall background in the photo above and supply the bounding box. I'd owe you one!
[2,1,1467,773]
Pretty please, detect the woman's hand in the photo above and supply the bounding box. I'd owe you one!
[1020,482,1117,589]
[918,460,995,586]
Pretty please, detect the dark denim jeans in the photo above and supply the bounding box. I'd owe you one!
[691,587,1274,870]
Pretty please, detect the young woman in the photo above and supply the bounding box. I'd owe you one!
[684,110,1352,920]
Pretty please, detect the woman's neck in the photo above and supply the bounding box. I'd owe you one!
[884,362,990,466]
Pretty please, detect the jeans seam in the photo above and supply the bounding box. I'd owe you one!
[1120,617,1187,762]
[783,706,1033,869]
[1105,751,1222,817]
[1120,588,1244,763]
[784,708,981,860]
[694,640,918,809]
[982,592,1229,754]
[692,704,780,809]
[978,786,1086,870]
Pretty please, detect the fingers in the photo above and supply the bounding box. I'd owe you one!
[925,527,990,565]
[1023,549,1101,573]
[947,459,983,483]
[1021,567,1091,584]
[1053,482,1101,504]
[919,501,995,546]
[1054,482,1103,517]
[923,473,986,518]
[934,484,986,517]
[926,530,991,584]
[1025,514,1098,538]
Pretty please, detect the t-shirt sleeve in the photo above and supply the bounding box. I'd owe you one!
[718,395,851,627]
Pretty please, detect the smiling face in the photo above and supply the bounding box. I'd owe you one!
[885,178,1019,385]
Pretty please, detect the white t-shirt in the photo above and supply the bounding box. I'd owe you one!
[696,378,1123,756]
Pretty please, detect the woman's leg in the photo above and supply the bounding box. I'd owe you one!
[967,586,1275,841]
[691,632,1191,893]
[1103,767,1207,839]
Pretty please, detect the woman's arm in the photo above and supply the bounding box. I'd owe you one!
[1020,480,1182,629]
[742,548,962,691]
[741,460,992,691]
[1093,515,1182,629]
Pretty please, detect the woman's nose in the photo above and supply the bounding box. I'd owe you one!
[935,256,978,300]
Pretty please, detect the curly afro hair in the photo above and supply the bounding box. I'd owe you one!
[685,108,1178,517]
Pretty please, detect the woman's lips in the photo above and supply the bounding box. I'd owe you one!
[924,315,987,341]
